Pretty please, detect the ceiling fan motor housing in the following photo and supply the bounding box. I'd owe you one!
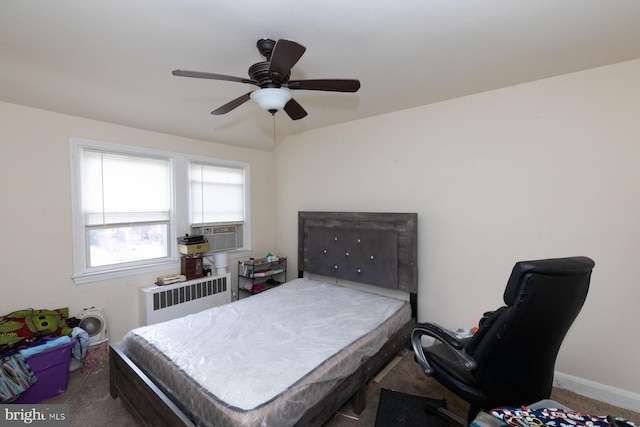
[248,62,289,87]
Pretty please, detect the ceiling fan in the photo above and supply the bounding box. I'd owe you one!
[172,38,361,120]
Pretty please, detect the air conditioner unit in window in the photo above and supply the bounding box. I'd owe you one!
[195,224,242,252]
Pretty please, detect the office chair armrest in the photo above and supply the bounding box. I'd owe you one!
[411,322,478,375]
[413,322,462,348]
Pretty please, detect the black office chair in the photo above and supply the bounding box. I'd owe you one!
[411,256,595,422]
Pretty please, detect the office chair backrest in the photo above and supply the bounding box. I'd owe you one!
[464,256,595,407]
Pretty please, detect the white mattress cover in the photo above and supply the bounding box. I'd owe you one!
[122,278,410,426]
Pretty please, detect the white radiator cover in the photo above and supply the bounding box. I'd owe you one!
[139,273,231,326]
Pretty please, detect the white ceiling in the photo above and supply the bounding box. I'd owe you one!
[2,1,640,151]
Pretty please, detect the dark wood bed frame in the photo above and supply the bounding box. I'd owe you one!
[110,211,418,427]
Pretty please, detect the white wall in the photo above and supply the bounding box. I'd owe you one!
[0,102,276,342]
[274,60,640,400]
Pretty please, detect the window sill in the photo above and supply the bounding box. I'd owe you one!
[72,260,180,285]
[72,249,253,285]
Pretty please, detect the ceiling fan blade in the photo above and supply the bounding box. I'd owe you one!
[173,70,257,85]
[288,79,360,92]
[211,92,252,115]
[283,98,308,120]
[268,39,306,82]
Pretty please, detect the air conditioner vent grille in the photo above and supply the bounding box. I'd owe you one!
[194,224,242,252]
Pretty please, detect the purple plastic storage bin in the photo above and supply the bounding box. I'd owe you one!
[13,339,74,404]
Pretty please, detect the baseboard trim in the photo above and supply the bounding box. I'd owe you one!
[554,371,640,412]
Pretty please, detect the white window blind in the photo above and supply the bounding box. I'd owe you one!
[190,163,245,225]
[82,149,171,227]
[79,148,172,269]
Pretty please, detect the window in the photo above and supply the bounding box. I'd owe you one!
[81,149,171,268]
[71,138,250,284]
[190,163,245,225]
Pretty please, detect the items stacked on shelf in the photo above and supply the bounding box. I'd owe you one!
[178,235,210,280]
[238,256,287,296]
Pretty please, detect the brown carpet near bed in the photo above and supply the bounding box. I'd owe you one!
[43,350,639,427]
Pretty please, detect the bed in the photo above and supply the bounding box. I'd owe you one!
[109,211,418,426]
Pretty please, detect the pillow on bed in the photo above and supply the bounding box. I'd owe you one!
[0,308,72,347]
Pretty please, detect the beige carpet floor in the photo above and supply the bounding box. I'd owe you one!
[43,351,639,427]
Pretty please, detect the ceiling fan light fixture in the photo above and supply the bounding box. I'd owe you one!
[250,88,292,114]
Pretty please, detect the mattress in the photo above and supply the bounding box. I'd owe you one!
[121,277,412,427]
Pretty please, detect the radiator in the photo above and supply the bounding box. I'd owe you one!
[139,273,231,326]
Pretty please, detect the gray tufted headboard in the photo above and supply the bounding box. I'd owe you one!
[297,212,418,298]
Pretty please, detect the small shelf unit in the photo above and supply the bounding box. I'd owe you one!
[238,257,287,296]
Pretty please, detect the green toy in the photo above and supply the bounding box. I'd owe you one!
[0,308,72,346]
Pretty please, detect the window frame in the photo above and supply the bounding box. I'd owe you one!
[70,138,251,284]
